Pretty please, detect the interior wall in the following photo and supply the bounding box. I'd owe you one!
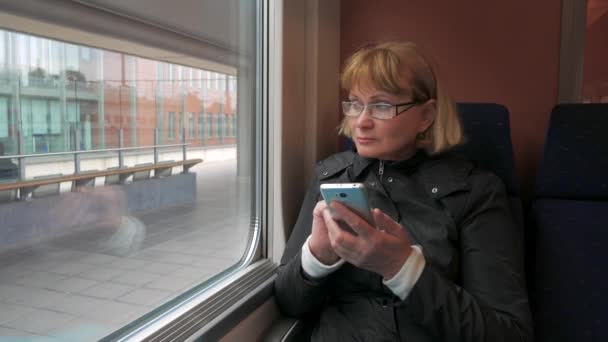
[281,0,341,238]
[340,0,562,196]
[0,0,241,71]
[76,0,242,52]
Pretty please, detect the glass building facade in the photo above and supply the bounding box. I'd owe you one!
[0,29,238,157]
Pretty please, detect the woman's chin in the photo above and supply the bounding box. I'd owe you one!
[355,147,381,159]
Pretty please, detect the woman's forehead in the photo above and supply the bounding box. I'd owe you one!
[350,78,412,98]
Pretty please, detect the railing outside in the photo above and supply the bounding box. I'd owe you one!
[0,128,190,180]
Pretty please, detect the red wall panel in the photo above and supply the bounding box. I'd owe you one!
[340,0,562,195]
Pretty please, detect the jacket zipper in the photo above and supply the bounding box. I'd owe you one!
[379,160,384,181]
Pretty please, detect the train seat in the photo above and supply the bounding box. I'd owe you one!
[454,103,523,227]
[267,103,524,341]
[532,104,608,341]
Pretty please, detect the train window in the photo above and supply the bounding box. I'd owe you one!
[582,0,608,103]
[0,0,265,339]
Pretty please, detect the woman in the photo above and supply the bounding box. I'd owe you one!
[274,42,532,341]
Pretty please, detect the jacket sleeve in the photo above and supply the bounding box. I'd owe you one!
[273,175,332,317]
[395,170,533,341]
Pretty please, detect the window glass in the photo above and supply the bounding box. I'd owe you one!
[179,111,184,138]
[49,100,61,134]
[31,99,47,135]
[196,70,202,88]
[168,111,175,140]
[0,32,5,66]
[189,112,195,137]
[223,113,229,139]
[21,98,32,138]
[207,113,213,139]
[203,70,211,90]
[0,9,257,339]
[0,98,8,138]
[198,113,205,142]
[81,46,91,61]
[28,37,38,69]
[48,41,61,75]
[67,100,80,123]
[65,43,79,71]
[217,113,224,144]
[168,63,173,81]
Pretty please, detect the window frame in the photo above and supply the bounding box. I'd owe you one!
[0,0,276,340]
[558,0,587,103]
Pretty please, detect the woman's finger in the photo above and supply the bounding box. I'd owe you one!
[372,208,405,237]
[330,201,376,238]
[323,209,358,249]
[313,200,328,217]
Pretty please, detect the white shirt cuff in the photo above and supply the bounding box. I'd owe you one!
[383,245,426,300]
[301,235,345,279]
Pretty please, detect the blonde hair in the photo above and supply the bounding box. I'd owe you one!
[340,41,463,155]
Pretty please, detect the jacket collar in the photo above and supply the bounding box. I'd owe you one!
[352,150,473,199]
[351,149,429,178]
[317,149,474,199]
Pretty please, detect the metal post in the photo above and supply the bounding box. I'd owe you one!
[74,124,81,174]
[182,127,187,173]
[118,128,124,168]
[154,128,159,164]
[17,130,25,181]
[14,70,25,181]
[219,113,224,145]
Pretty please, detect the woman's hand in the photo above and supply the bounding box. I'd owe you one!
[309,200,341,265]
[323,201,413,279]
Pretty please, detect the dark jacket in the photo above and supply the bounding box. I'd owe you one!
[274,150,533,342]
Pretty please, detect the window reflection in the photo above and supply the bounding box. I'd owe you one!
[0,28,253,341]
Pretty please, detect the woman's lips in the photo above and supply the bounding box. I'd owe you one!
[356,137,376,145]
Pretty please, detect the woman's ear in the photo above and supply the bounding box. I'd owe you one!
[418,99,436,133]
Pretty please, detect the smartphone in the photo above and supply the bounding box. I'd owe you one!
[320,183,374,225]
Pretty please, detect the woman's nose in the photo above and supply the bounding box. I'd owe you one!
[355,107,374,128]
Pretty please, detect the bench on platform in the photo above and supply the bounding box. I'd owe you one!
[0,158,203,201]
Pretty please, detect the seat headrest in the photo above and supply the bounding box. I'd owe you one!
[535,104,608,199]
[454,103,519,195]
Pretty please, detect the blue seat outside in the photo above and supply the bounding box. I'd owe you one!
[32,173,63,198]
[532,103,608,342]
[104,166,122,185]
[132,163,153,181]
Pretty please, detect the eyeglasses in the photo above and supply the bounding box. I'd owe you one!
[341,101,419,120]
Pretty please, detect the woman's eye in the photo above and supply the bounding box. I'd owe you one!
[375,104,393,111]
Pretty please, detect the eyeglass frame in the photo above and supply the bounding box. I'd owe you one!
[341,100,421,120]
